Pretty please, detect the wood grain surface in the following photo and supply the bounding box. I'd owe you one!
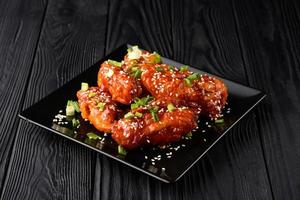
[1,0,107,199]
[0,0,299,199]
[232,0,300,199]
[0,0,47,192]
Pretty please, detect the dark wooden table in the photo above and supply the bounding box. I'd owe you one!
[0,0,299,199]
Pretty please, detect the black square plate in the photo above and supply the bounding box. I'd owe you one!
[19,44,266,183]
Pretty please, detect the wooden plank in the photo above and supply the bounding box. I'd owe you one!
[0,0,108,199]
[93,0,273,199]
[231,0,300,199]
[0,0,47,191]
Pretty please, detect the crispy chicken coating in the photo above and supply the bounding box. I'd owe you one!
[111,102,198,149]
[77,87,119,133]
[97,61,142,105]
[140,63,228,119]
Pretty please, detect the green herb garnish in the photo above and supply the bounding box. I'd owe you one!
[130,95,154,109]
[134,112,143,118]
[186,73,199,81]
[88,92,96,98]
[180,65,189,72]
[66,105,75,116]
[87,132,102,140]
[183,78,192,87]
[118,145,127,156]
[107,59,122,67]
[72,101,80,113]
[186,132,193,139]
[156,67,163,72]
[215,119,224,124]
[97,102,106,111]
[167,103,175,112]
[151,51,161,64]
[81,82,89,91]
[149,107,159,122]
[169,66,175,71]
[124,112,135,119]
[133,68,142,79]
[72,118,80,127]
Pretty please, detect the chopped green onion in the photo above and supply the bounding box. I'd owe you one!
[186,132,192,139]
[184,78,192,87]
[156,67,163,72]
[180,65,189,72]
[107,59,122,67]
[169,66,175,71]
[131,66,139,72]
[131,95,154,109]
[186,73,199,81]
[72,118,80,127]
[118,145,127,156]
[151,51,161,64]
[134,112,143,118]
[127,47,133,53]
[66,105,75,116]
[87,132,102,140]
[97,102,106,111]
[124,112,135,119]
[167,103,175,112]
[131,103,139,109]
[72,101,80,113]
[133,68,142,79]
[127,46,142,60]
[88,92,96,98]
[215,118,224,124]
[81,82,89,91]
[149,107,159,122]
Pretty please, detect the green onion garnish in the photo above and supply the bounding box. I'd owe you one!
[215,119,224,124]
[127,47,133,53]
[149,107,159,122]
[156,67,163,72]
[133,68,142,79]
[151,52,161,64]
[107,59,122,67]
[131,103,139,109]
[88,92,96,98]
[186,73,199,81]
[184,78,192,87]
[134,112,143,118]
[167,103,175,112]
[72,118,80,127]
[66,105,75,116]
[169,66,175,71]
[118,145,127,156]
[81,82,89,91]
[186,132,192,139]
[72,101,80,113]
[124,112,135,119]
[180,65,189,72]
[130,95,154,109]
[87,132,102,140]
[97,102,106,111]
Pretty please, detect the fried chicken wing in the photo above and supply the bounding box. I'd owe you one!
[97,61,142,105]
[112,103,198,149]
[140,63,228,119]
[77,87,119,133]
[122,46,161,71]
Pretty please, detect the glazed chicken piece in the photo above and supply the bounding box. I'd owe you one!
[97,60,142,105]
[112,102,198,149]
[122,46,161,72]
[77,87,119,133]
[140,63,228,119]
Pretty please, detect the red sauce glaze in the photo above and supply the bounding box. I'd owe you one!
[111,103,198,149]
[77,87,119,133]
[140,63,228,119]
[97,61,143,105]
